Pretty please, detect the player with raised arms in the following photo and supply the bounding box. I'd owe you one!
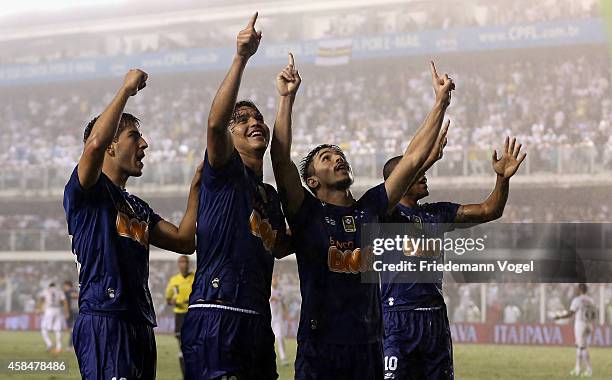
[180,12,290,380]
[271,54,454,378]
[63,69,203,379]
[380,98,526,378]
[555,283,597,377]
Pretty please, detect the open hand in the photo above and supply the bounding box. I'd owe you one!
[492,137,526,178]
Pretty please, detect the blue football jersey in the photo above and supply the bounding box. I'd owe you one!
[381,202,459,310]
[63,167,161,325]
[190,150,286,315]
[288,184,388,344]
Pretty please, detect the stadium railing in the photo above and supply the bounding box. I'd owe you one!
[0,145,609,194]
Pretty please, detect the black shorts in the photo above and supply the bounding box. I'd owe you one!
[295,339,383,380]
[383,306,454,380]
[181,307,277,380]
[73,313,156,380]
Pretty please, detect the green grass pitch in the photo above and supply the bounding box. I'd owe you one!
[0,331,610,379]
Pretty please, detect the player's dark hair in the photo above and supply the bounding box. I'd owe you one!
[299,144,346,186]
[83,113,140,144]
[579,283,588,294]
[383,155,403,180]
[228,100,262,129]
[49,282,56,287]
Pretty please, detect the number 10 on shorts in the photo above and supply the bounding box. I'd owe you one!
[384,355,398,371]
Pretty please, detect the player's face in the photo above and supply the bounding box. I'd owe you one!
[405,174,429,200]
[178,256,189,274]
[230,106,269,156]
[308,148,353,192]
[112,124,148,177]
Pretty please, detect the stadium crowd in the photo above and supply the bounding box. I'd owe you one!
[0,49,610,187]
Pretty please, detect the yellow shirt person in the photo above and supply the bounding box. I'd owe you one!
[165,271,194,314]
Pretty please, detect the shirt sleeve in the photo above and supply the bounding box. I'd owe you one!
[165,278,175,300]
[63,166,108,235]
[286,187,320,230]
[426,202,461,232]
[202,149,244,191]
[64,166,107,207]
[361,183,389,217]
[147,205,163,230]
[570,297,580,313]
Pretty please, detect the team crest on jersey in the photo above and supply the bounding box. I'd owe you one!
[401,213,423,229]
[249,210,277,253]
[342,215,356,232]
[116,210,149,247]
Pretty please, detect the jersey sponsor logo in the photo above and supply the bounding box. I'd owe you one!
[327,238,374,273]
[116,210,149,247]
[249,210,277,253]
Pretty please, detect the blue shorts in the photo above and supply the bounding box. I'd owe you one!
[181,306,277,380]
[295,339,383,380]
[383,306,453,380]
[73,312,156,380]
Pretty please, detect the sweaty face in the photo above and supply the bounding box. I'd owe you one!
[230,106,270,155]
[111,124,148,177]
[405,174,429,200]
[308,148,353,192]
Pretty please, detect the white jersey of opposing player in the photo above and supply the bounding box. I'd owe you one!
[570,295,596,325]
[40,287,66,311]
[40,287,66,332]
[270,288,283,323]
[571,294,596,348]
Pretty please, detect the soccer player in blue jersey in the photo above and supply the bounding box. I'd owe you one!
[180,13,291,380]
[380,134,526,379]
[63,69,203,380]
[271,55,454,378]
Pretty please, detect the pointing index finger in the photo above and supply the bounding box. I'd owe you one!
[288,52,295,67]
[247,12,258,29]
[430,61,439,80]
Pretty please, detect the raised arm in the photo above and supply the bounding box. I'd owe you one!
[78,69,147,189]
[150,162,203,254]
[384,61,454,213]
[454,137,526,227]
[415,120,449,179]
[271,53,303,216]
[207,12,262,169]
